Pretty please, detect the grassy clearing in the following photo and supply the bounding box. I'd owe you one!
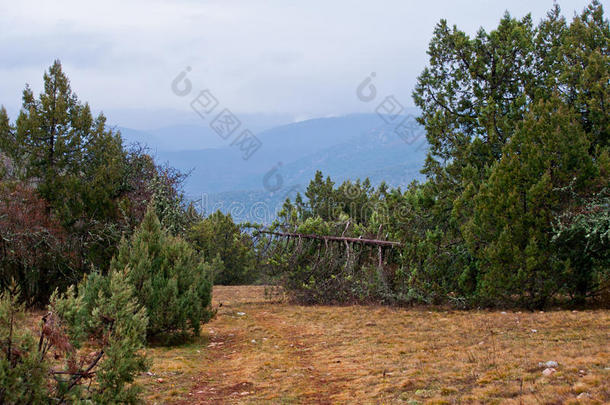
[137,286,609,404]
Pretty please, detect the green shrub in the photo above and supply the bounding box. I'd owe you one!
[111,207,214,338]
[52,269,149,403]
[0,288,49,404]
[0,270,148,404]
[188,211,256,285]
[553,185,610,305]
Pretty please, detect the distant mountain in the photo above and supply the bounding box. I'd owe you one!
[151,114,395,191]
[273,124,427,188]
[120,113,428,223]
[105,108,293,134]
[119,125,226,151]
[114,110,296,152]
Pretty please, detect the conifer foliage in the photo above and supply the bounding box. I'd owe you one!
[188,210,256,285]
[0,60,198,305]
[0,271,148,404]
[111,207,214,338]
[270,1,609,308]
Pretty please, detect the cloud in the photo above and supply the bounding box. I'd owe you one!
[0,0,595,124]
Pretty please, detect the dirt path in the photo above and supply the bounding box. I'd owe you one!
[140,286,610,404]
[175,287,346,404]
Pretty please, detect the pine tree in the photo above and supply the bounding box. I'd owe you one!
[87,269,149,403]
[304,170,337,220]
[464,96,595,307]
[14,60,90,211]
[0,107,15,178]
[111,207,214,337]
[188,211,255,285]
[0,287,49,404]
[2,60,130,271]
[561,0,609,149]
[553,183,610,304]
[50,268,148,403]
[408,1,609,306]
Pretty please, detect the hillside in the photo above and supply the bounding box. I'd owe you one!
[121,113,428,222]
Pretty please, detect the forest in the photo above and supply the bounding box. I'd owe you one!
[0,1,608,403]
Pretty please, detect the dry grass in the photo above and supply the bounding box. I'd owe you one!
[137,286,609,404]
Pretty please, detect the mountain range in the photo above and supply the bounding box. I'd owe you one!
[118,113,428,223]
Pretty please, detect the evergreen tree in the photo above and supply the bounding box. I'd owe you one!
[0,271,149,403]
[0,107,16,178]
[561,0,609,149]
[0,61,197,302]
[0,288,49,403]
[553,184,610,304]
[304,170,337,220]
[51,269,149,403]
[12,61,124,218]
[188,211,256,285]
[111,207,214,337]
[464,97,595,307]
[408,1,609,306]
[3,60,130,271]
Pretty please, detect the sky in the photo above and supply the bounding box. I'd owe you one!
[0,0,598,128]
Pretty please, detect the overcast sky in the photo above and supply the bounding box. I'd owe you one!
[0,0,596,127]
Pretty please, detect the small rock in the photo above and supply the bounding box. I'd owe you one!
[240,392,250,396]
[501,311,508,315]
[236,312,246,316]
[157,378,165,383]
[251,339,256,343]
[531,329,538,333]
[577,392,591,400]
[545,361,559,368]
[542,368,556,377]
[146,371,154,376]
